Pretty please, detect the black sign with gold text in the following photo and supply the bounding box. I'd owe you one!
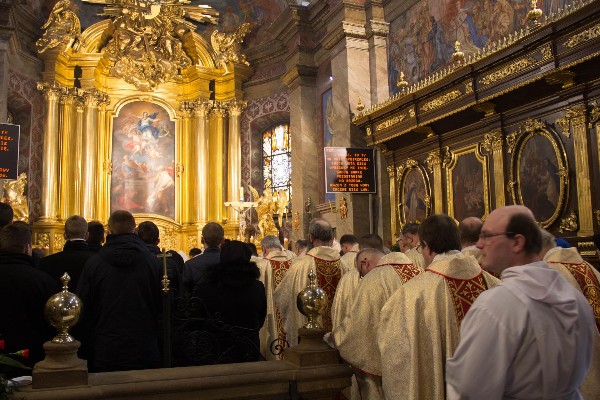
[0,124,20,180]
[325,147,376,193]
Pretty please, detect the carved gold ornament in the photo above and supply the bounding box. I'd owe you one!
[421,90,461,112]
[480,57,537,86]
[211,23,253,73]
[559,211,578,233]
[376,113,406,132]
[80,0,219,91]
[565,23,600,48]
[2,172,30,223]
[36,0,82,53]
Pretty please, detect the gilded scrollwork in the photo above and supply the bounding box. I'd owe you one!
[376,113,406,132]
[187,235,197,251]
[479,56,536,86]
[480,130,503,154]
[558,211,578,233]
[442,147,454,168]
[408,106,416,118]
[386,165,395,179]
[54,233,66,251]
[421,90,461,112]
[425,150,441,173]
[36,233,50,249]
[565,23,600,48]
[104,159,113,175]
[506,132,518,153]
[36,0,82,53]
[396,159,418,180]
[595,209,600,226]
[3,172,30,223]
[365,126,372,137]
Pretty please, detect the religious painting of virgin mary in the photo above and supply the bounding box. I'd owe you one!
[517,133,562,224]
[401,168,427,223]
[110,101,176,219]
[451,152,486,221]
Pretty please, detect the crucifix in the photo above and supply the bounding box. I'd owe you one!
[157,248,171,293]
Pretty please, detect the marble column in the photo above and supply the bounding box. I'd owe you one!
[566,105,593,236]
[227,100,246,223]
[426,149,444,214]
[365,0,390,105]
[192,100,211,224]
[482,130,505,209]
[37,83,62,222]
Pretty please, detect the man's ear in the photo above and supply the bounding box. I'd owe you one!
[84,232,89,240]
[513,234,527,254]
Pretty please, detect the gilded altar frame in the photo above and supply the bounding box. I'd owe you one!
[444,145,490,222]
[396,159,431,225]
[508,120,569,228]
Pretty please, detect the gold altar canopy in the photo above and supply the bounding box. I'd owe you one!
[33,0,253,253]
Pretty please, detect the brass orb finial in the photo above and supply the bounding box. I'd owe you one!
[296,270,328,329]
[355,96,365,113]
[396,71,409,89]
[44,272,83,344]
[451,41,465,64]
[528,0,543,27]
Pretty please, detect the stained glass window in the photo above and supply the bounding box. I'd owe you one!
[263,124,291,208]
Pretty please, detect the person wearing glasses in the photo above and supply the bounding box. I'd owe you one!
[378,214,499,400]
[446,205,595,400]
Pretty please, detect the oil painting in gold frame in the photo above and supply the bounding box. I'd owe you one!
[445,146,489,221]
[398,162,430,224]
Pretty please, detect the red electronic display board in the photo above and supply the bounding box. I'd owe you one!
[324,147,376,193]
[0,123,20,180]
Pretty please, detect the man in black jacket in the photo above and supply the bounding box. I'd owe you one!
[0,223,59,367]
[137,220,181,295]
[182,222,224,295]
[76,210,161,372]
[86,221,105,252]
[39,215,95,289]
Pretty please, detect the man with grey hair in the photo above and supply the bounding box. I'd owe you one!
[274,218,341,346]
[39,215,95,289]
[539,229,600,398]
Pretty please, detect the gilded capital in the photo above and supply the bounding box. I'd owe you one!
[564,104,587,127]
[37,82,63,101]
[193,100,212,117]
[425,150,441,173]
[227,99,247,117]
[481,130,503,153]
[589,100,600,126]
[211,106,227,118]
[386,165,395,179]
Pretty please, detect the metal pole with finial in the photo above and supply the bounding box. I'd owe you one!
[157,248,172,367]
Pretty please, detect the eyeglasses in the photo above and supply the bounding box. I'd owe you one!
[478,231,515,240]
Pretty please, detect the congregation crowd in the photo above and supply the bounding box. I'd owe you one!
[0,201,599,400]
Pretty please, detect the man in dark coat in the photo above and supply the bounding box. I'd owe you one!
[0,223,59,367]
[137,220,181,295]
[182,222,224,295]
[76,210,161,372]
[39,215,95,289]
[86,220,105,252]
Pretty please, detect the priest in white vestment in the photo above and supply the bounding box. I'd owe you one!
[274,218,342,346]
[446,206,595,400]
[540,230,600,399]
[378,214,499,400]
[333,251,421,400]
[401,222,426,269]
[259,235,295,360]
[459,217,484,264]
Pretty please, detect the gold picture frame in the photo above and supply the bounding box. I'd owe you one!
[397,159,431,225]
[509,120,568,228]
[445,145,490,221]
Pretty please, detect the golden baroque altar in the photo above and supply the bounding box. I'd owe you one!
[33,0,253,253]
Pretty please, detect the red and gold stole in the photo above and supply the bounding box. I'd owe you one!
[390,263,422,284]
[550,261,600,333]
[311,256,342,332]
[428,270,488,327]
[270,259,293,341]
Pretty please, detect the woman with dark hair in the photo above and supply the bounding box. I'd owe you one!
[190,240,267,364]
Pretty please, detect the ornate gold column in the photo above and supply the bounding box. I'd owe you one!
[564,105,593,236]
[58,88,78,221]
[179,102,193,224]
[37,82,61,222]
[209,105,226,222]
[98,101,110,222]
[481,129,505,208]
[387,165,397,236]
[425,150,443,214]
[73,100,84,216]
[81,90,107,220]
[226,100,246,223]
[192,100,211,223]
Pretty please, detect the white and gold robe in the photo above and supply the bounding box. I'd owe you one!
[544,247,600,398]
[404,245,426,270]
[334,251,421,400]
[377,251,500,400]
[340,244,359,276]
[461,245,483,264]
[273,246,341,346]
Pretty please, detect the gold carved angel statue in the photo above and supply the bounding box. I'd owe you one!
[211,22,253,73]
[249,186,281,239]
[36,0,81,53]
[2,172,30,223]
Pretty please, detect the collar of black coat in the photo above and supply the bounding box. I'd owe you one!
[63,240,91,251]
[204,260,260,287]
[0,252,34,267]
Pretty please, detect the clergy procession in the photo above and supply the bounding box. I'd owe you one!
[0,199,597,399]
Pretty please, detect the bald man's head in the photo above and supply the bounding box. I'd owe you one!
[309,218,333,246]
[459,217,483,247]
[355,247,385,277]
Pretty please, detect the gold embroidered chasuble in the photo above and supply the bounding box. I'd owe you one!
[333,252,420,400]
[331,268,361,330]
[340,247,359,276]
[377,252,499,400]
[404,246,426,270]
[461,246,483,264]
[544,247,600,399]
[273,246,342,346]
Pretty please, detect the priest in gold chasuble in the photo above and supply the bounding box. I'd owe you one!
[378,215,499,400]
[332,251,421,400]
[273,219,341,346]
[541,233,600,399]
